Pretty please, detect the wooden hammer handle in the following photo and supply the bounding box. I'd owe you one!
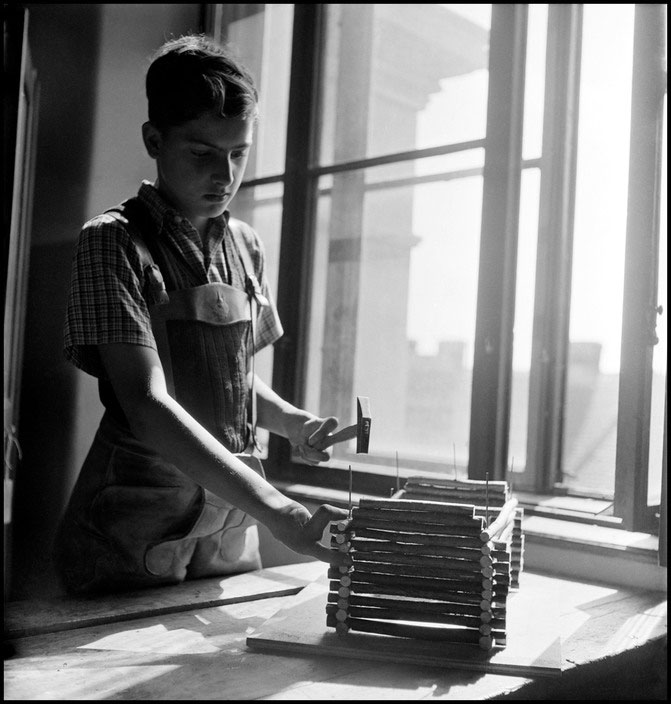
[313,423,358,449]
[311,396,371,452]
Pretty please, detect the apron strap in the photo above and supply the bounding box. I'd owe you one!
[227,218,270,453]
[105,199,169,306]
[105,199,174,395]
[227,217,269,310]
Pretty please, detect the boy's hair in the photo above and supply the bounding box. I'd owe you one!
[146,34,258,129]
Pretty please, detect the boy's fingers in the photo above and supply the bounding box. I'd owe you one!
[307,416,339,448]
[298,444,330,465]
[310,504,349,530]
[302,504,350,565]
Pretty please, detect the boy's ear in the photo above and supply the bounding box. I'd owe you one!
[142,121,162,159]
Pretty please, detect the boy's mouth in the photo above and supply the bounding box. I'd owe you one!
[204,193,229,202]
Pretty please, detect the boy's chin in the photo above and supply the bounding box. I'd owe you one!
[200,201,228,218]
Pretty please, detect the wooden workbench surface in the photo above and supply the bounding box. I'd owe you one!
[4,562,667,700]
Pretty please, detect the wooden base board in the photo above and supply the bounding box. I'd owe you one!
[247,571,562,678]
[5,563,321,639]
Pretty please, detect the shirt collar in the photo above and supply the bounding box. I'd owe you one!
[136,180,230,232]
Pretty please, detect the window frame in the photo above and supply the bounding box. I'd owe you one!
[266,3,323,466]
[217,3,666,537]
[517,4,581,496]
[467,4,527,483]
[613,4,667,532]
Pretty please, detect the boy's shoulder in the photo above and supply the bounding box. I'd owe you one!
[80,197,151,241]
[76,205,140,259]
[83,210,129,231]
[227,215,264,255]
[228,215,258,238]
[83,197,145,230]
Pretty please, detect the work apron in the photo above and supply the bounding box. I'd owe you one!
[55,203,267,594]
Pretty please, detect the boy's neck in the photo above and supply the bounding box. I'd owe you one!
[152,179,210,239]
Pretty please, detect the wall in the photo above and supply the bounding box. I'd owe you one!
[11,4,202,600]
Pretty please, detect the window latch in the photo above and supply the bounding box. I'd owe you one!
[648,304,664,345]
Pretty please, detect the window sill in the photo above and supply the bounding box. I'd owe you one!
[271,480,667,592]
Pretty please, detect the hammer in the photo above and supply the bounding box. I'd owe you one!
[314,396,371,453]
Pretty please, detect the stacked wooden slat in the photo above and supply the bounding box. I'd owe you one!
[327,498,513,650]
[399,476,524,588]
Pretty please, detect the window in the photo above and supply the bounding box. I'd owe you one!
[208,4,667,536]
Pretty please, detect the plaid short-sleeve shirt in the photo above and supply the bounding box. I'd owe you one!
[64,181,283,379]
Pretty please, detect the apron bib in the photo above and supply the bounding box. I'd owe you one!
[55,200,268,593]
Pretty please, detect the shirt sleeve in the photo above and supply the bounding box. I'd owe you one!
[63,213,157,378]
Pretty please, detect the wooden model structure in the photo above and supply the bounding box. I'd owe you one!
[327,476,524,650]
[400,475,525,589]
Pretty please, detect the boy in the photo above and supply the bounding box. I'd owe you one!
[54,34,348,594]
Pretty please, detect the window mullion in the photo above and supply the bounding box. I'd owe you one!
[468,4,527,481]
[521,4,582,494]
[659,381,667,565]
[614,4,666,531]
[268,3,323,466]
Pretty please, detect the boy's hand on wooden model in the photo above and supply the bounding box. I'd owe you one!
[271,502,350,566]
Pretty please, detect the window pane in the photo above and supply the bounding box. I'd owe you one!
[509,168,541,476]
[318,4,491,167]
[233,183,283,296]
[522,5,548,161]
[305,153,483,470]
[509,5,548,481]
[561,4,635,498]
[219,4,294,180]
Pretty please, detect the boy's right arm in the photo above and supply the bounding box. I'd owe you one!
[98,341,348,565]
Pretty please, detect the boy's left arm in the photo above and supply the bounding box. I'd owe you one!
[251,374,339,465]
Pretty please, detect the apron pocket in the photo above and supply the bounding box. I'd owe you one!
[218,509,261,565]
[144,491,228,576]
[216,454,265,564]
[144,500,255,576]
[144,455,266,576]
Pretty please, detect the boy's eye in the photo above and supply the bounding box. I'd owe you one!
[232,150,249,160]
[191,150,210,158]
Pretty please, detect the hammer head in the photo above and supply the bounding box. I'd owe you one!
[356,396,371,454]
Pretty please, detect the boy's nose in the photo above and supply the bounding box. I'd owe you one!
[213,158,234,187]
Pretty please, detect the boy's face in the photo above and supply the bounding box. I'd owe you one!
[143,109,255,231]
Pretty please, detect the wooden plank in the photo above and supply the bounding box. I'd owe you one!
[247,572,562,678]
[346,538,492,560]
[352,509,483,528]
[325,603,504,630]
[405,477,507,489]
[4,562,322,639]
[343,517,487,540]
[404,489,507,506]
[326,592,507,619]
[357,498,477,515]
[331,576,505,605]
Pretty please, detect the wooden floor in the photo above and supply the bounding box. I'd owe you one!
[4,562,667,700]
